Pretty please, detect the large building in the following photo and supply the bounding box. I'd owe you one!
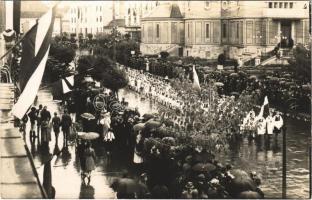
[140,1,310,59]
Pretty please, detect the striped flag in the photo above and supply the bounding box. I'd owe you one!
[192,65,201,91]
[11,7,55,119]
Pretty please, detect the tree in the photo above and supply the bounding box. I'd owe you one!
[289,43,311,81]
[43,39,76,83]
[76,55,128,94]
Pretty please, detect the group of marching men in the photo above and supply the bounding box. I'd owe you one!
[241,109,284,142]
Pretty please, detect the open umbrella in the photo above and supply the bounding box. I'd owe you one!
[133,123,145,133]
[283,73,291,78]
[238,191,261,199]
[78,132,99,140]
[302,84,311,91]
[80,113,95,120]
[230,73,239,77]
[248,75,257,79]
[214,82,224,87]
[144,120,162,129]
[230,92,240,96]
[142,113,154,121]
[228,169,256,197]
[192,163,216,173]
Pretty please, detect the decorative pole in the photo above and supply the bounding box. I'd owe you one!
[282,112,287,198]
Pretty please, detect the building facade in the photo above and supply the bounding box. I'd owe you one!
[140,3,185,56]
[140,1,310,59]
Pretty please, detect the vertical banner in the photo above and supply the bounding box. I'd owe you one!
[13,0,21,35]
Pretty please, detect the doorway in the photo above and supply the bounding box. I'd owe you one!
[280,20,292,48]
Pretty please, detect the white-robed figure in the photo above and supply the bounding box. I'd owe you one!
[266,113,275,135]
[273,112,284,138]
[256,116,266,136]
[100,112,114,142]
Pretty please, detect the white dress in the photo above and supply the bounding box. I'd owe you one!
[266,116,274,135]
[257,117,266,135]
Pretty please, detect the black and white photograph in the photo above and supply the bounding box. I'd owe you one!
[0,0,311,199]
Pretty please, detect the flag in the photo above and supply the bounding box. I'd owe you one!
[257,96,269,119]
[62,75,74,94]
[11,7,55,119]
[192,65,201,91]
[4,1,20,34]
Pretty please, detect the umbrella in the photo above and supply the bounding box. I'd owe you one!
[133,123,145,133]
[214,82,224,87]
[238,191,261,199]
[248,75,257,79]
[80,113,95,120]
[230,73,239,77]
[228,169,256,197]
[78,132,99,140]
[142,113,154,121]
[112,178,141,194]
[302,84,311,91]
[230,92,240,96]
[283,73,291,78]
[192,163,216,173]
[144,120,162,129]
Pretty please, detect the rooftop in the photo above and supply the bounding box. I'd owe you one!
[143,3,183,20]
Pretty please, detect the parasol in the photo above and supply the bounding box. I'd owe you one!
[238,191,261,199]
[144,120,162,129]
[192,163,216,173]
[302,84,311,91]
[228,169,256,197]
[230,92,240,96]
[142,113,154,121]
[133,123,145,133]
[230,73,239,77]
[249,75,257,79]
[283,73,291,78]
[111,178,142,194]
[80,113,95,120]
[214,82,224,87]
[78,132,99,140]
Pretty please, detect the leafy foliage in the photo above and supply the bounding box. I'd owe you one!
[288,43,311,81]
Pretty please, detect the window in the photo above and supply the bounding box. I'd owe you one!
[269,2,272,8]
[205,1,210,8]
[100,16,102,22]
[279,2,283,8]
[289,2,293,8]
[222,23,227,38]
[187,23,190,38]
[236,23,239,38]
[188,1,191,8]
[96,17,98,22]
[100,6,102,11]
[274,2,278,8]
[205,24,210,38]
[284,2,288,8]
[156,24,160,38]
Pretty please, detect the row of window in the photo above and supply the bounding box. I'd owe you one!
[72,16,103,23]
[150,23,241,40]
[71,27,106,34]
[71,6,103,14]
[268,2,293,9]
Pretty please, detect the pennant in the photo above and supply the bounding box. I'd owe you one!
[62,75,74,94]
[257,96,269,119]
[192,65,201,91]
[11,7,55,119]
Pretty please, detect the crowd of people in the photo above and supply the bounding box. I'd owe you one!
[128,56,311,116]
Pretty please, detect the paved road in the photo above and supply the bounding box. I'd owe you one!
[23,88,310,198]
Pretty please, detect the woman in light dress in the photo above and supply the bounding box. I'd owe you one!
[83,142,96,185]
[100,112,115,154]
